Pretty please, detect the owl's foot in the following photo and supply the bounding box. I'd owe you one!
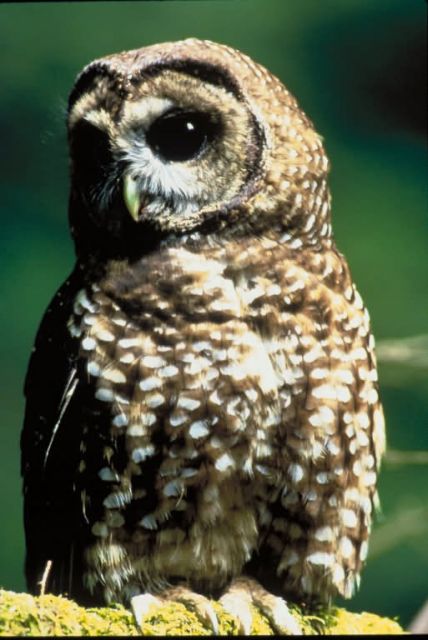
[219,577,302,635]
[131,592,162,629]
[131,585,218,633]
[161,585,219,633]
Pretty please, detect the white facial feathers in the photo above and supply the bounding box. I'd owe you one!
[83,96,211,219]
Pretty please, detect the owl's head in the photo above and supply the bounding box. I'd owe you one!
[67,39,331,261]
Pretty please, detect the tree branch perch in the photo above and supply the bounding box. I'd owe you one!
[0,588,404,635]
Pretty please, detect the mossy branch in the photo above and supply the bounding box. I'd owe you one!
[0,589,404,635]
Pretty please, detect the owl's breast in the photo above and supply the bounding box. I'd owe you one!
[68,249,290,591]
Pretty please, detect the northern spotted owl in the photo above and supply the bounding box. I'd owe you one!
[21,39,385,633]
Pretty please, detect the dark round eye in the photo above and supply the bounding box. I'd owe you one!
[146,110,219,162]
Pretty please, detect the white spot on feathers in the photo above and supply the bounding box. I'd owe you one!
[95,388,115,402]
[87,361,101,377]
[142,355,167,368]
[139,514,158,530]
[132,445,155,463]
[339,536,354,559]
[98,467,119,482]
[189,420,210,439]
[96,329,115,342]
[159,365,179,378]
[102,368,126,384]
[288,463,305,483]
[139,377,161,391]
[82,337,96,350]
[307,552,334,567]
[112,413,128,428]
[146,393,165,408]
[314,526,334,542]
[215,453,235,471]
[177,396,201,411]
[342,509,358,528]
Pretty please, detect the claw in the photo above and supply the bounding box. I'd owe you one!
[255,593,302,635]
[163,585,219,634]
[220,577,303,635]
[131,593,163,629]
[219,589,253,634]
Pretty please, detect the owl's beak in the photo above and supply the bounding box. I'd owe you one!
[123,174,141,222]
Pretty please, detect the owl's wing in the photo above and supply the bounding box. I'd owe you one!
[21,268,91,601]
[254,272,384,602]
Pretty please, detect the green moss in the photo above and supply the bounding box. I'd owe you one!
[0,590,137,636]
[326,607,405,635]
[0,589,405,636]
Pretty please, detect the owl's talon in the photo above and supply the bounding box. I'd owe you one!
[220,577,303,635]
[162,585,219,633]
[256,596,303,635]
[131,593,163,629]
[219,590,253,634]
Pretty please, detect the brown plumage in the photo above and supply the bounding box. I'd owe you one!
[21,39,385,631]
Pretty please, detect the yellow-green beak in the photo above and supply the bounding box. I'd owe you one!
[123,174,140,222]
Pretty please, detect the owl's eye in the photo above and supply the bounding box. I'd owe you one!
[146,110,219,162]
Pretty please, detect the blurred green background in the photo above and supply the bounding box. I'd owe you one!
[0,0,426,629]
